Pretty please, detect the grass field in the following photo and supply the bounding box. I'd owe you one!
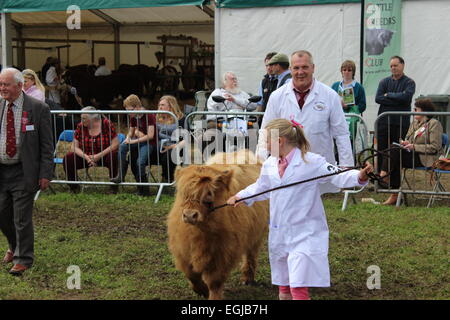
[0,182,448,300]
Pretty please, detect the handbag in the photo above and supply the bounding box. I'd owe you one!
[429,157,450,184]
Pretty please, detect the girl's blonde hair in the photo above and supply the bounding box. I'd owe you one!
[22,69,45,94]
[123,94,142,109]
[265,118,310,161]
[157,95,184,124]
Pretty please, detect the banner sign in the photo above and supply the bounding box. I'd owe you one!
[363,0,402,95]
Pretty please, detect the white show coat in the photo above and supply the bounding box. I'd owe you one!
[237,149,366,288]
[257,79,354,193]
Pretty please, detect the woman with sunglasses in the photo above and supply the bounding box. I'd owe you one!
[331,60,367,144]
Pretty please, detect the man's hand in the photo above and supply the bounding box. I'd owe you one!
[223,93,235,103]
[358,162,374,182]
[39,178,50,191]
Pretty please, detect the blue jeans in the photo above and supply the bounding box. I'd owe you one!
[118,142,153,181]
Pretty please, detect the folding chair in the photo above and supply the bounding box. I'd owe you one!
[189,90,212,130]
[397,133,449,207]
[427,133,449,207]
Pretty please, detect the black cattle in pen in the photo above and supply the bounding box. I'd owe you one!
[63,64,145,109]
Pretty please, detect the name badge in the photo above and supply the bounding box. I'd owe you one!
[26,125,35,131]
[314,104,325,111]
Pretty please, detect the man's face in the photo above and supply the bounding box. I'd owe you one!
[0,73,22,102]
[390,58,404,78]
[290,54,315,91]
[224,73,238,89]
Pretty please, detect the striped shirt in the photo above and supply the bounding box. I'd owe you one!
[0,93,24,164]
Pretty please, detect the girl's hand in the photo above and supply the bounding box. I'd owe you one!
[358,162,373,182]
[123,137,131,144]
[227,195,244,207]
[400,140,409,146]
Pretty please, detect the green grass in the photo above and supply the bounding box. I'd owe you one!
[0,188,448,300]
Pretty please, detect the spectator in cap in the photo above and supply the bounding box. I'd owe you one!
[268,53,292,89]
[257,52,278,112]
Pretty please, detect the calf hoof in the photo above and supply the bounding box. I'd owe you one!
[192,283,209,298]
[241,279,257,286]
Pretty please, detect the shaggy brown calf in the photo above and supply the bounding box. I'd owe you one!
[167,151,268,300]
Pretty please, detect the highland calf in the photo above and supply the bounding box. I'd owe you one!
[167,150,268,300]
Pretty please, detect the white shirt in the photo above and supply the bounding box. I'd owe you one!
[206,88,257,121]
[257,79,354,193]
[45,66,59,87]
[95,65,112,76]
[0,94,24,164]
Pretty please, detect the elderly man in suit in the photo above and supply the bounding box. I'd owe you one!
[0,67,54,276]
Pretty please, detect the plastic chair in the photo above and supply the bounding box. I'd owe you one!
[54,130,75,164]
[35,130,75,201]
[117,133,126,144]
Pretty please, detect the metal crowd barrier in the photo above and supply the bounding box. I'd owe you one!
[40,109,179,203]
[184,110,265,162]
[341,113,370,211]
[374,111,450,207]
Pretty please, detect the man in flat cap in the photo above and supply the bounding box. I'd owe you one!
[268,53,292,89]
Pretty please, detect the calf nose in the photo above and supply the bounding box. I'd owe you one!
[183,210,200,224]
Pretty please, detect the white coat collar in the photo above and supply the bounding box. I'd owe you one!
[284,79,318,105]
[267,148,303,182]
[281,148,303,181]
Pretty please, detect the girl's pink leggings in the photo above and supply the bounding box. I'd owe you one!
[279,285,310,300]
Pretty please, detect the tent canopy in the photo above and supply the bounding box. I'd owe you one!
[216,0,359,8]
[1,0,210,13]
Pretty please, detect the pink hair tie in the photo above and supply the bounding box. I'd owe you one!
[291,119,303,129]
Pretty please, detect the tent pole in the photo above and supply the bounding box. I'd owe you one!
[214,6,220,87]
[1,13,13,68]
[114,24,120,69]
[360,0,365,85]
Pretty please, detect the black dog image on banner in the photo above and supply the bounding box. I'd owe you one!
[365,28,394,56]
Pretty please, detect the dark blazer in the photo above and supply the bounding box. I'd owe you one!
[0,93,54,192]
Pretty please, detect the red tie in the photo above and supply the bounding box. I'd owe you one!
[6,103,17,158]
[295,89,310,109]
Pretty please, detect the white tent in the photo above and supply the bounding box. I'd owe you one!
[215,0,450,130]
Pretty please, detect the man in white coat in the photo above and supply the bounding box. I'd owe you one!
[257,50,353,193]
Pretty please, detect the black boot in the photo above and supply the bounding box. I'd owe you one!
[111,160,128,184]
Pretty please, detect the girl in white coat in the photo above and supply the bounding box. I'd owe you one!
[227,118,372,300]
